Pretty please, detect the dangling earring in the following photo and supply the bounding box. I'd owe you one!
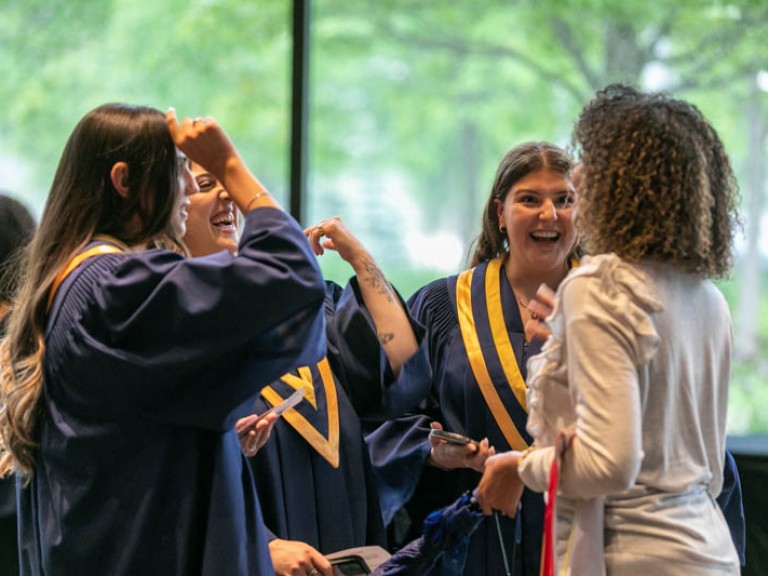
[499,223,507,234]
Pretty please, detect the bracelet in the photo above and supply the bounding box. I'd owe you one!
[244,190,269,212]
[519,445,536,461]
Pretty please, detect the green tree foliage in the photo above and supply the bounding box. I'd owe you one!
[0,0,766,430]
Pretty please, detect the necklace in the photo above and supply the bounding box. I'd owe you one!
[513,289,539,321]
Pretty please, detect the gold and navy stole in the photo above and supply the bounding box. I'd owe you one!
[46,234,128,312]
[455,257,530,452]
[259,356,340,469]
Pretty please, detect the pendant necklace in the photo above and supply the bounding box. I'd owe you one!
[513,289,539,321]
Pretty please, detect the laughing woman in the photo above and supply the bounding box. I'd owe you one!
[182,161,429,576]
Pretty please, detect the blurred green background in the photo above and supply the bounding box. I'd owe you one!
[1,0,766,433]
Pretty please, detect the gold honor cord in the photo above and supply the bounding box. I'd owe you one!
[261,357,340,468]
[47,237,127,312]
[456,260,528,452]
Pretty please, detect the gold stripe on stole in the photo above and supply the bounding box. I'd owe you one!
[260,357,340,468]
[456,258,528,451]
[485,258,529,410]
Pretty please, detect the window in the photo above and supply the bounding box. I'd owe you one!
[2,0,766,433]
[307,1,768,434]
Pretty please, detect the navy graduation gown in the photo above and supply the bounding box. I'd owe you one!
[18,208,326,576]
[367,259,543,576]
[247,278,430,555]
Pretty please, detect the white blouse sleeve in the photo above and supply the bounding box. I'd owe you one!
[519,255,662,499]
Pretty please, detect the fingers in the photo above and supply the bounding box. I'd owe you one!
[166,108,179,140]
[524,317,551,342]
[534,283,556,309]
[475,451,525,515]
[239,414,278,457]
[269,539,332,576]
[305,219,333,256]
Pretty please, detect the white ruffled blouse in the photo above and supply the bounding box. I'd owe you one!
[517,253,739,572]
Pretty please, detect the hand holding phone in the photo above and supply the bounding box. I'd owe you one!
[428,425,491,472]
[429,428,476,446]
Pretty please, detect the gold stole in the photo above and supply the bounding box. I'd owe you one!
[260,356,340,468]
[456,257,529,451]
[46,235,128,312]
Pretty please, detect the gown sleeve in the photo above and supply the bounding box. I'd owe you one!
[45,207,327,430]
[520,259,661,497]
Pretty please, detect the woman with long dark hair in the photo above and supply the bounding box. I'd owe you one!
[0,105,326,575]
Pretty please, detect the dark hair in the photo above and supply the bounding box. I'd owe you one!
[1,103,178,479]
[43,103,178,247]
[573,83,739,277]
[0,195,35,303]
[470,142,574,267]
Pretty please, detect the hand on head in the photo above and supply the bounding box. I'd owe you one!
[427,421,495,473]
[166,108,239,181]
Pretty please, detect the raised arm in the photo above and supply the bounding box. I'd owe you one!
[306,216,418,375]
[166,109,279,213]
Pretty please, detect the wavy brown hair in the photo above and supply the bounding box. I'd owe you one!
[0,195,35,304]
[572,83,739,277]
[0,104,179,480]
[470,141,575,267]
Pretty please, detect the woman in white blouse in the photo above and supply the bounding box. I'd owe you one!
[476,83,741,576]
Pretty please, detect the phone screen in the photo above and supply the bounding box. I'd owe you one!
[332,558,370,575]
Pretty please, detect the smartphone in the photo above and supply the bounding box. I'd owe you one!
[429,428,476,446]
[331,556,371,575]
[236,388,305,438]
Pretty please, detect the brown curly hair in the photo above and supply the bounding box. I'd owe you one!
[572,83,739,277]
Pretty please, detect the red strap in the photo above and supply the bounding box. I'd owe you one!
[540,432,574,576]
[540,449,560,576]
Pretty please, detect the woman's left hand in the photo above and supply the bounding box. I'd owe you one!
[475,451,525,516]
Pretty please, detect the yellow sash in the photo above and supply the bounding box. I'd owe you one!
[456,257,529,451]
[46,235,128,312]
[260,356,340,468]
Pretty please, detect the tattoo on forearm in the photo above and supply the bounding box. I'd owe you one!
[362,259,395,302]
[378,332,394,345]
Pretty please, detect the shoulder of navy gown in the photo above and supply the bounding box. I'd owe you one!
[19,207,325,576]
[45,207,327,431]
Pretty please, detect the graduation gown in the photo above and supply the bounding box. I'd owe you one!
[247,278,430,555]
[18,208,326,576]
[367,257,543,576]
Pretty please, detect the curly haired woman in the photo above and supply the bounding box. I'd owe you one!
[477,84,741,575]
